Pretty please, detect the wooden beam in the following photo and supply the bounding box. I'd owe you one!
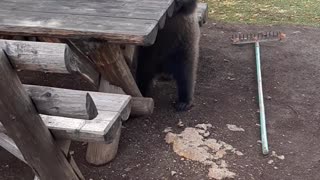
[0,50,78,179]
[85,117,122,166]
[0,39,100,88]
[0,85,131,142]
[131,97,154,116]
[0,133,26,163]
[98,79,154,117]
[70,40,142,97]
[24,85,98,120]
[0,133,84,180]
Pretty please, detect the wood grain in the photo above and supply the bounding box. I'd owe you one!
[24,85,98,120]
[72,41,142,96]
[0,84,131,142]
[0,39,100,87]
[0,50,78,180]
[0,0,177,45]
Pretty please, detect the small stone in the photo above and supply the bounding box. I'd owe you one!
[235,151,244,156]
[266,96,272,100]
[181,158,185,161]
[268,160,274,164]
[69,151,74,155]
[124,167,132,172]
[257,140,262,144]
[203,131,210,137]
[227,77,236,81]
[171,171,177,176]
[274,167,278,170]
[177,120,184,127]
[227,124,245,132]
[163,127,173,133]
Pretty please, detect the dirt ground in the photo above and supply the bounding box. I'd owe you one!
[1,21,320,180]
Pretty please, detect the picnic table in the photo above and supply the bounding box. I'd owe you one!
[0,0,207,179]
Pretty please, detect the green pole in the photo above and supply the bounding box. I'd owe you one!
[255,41,269,155]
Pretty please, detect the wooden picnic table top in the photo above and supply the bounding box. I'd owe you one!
[0,0,175,45]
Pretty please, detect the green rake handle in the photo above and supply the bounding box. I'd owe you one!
[255,42,269,155]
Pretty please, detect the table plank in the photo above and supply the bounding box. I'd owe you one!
[0,9,158,45]
[0,0,175,45]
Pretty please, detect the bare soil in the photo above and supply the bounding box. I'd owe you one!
[1,21,320,180]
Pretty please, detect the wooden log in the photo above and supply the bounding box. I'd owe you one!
[0,39,100,88]
[56,140,85,180]
[0,50,78,180]
[0,134,84,180]
[131,97,154,116]
[24,85,98,120]
[85,79,125,165]
[0,133,26,163]
[70,40,142,97]
[99,79,154,117]
[85,117,122,166]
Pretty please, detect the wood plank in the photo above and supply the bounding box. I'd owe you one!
[0,10,159,45]
[0,50,78,179]
[24,85,98,120]
[0,1,168,20]
[0,85,131,142]
[25,85,131,114]
[0,39,100,87]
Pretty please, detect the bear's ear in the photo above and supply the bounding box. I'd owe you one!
[176,0,197,15]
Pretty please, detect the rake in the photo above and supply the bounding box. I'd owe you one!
[231,31,286,155]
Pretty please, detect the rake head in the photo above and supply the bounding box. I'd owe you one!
[232,31,286,44]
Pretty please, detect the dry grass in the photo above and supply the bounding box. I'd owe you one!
[201,0,320,26]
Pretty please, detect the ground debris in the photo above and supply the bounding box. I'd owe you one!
[227,124,245,132]
[271,151,285,160]
[165,124,242,179]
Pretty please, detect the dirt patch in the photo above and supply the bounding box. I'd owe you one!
[165,124,243,179]
[1,22,320,180]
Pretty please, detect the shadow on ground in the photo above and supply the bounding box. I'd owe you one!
[0,21,319,180]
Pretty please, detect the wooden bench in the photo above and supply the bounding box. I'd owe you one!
[0,39,134,179]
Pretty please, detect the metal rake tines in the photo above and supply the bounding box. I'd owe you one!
[231,31,284,44]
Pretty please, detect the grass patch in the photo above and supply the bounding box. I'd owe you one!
[201,0,320,26]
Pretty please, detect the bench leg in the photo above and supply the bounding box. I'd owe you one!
[70,40,142,97]
[70,41,140,165]
[85,117,122,165]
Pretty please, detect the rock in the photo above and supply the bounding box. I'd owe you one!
[177,120,184,127]
[163,127,173,133]
[268,160,274,164]
[171,171,177,176]
[227,124,245,132]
